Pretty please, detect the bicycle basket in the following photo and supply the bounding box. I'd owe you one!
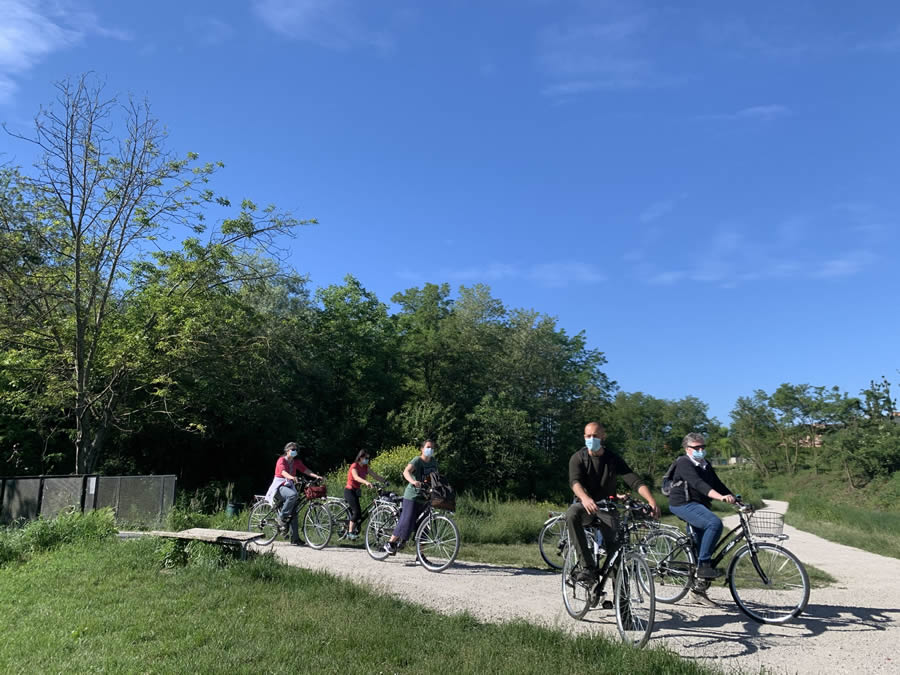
[304,485,327,500]
[748,511,784,537]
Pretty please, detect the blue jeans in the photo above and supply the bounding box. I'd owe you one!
[669,502,723,564]
[278,484,300,543]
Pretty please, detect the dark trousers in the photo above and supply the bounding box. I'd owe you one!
[565,502,619,571]
[392,498,425,542]
[344,487,362,526]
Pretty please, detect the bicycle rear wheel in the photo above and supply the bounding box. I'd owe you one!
[365,505,398,561]
[302,501,333,549]
[415,514,460,572]
[247,502,280,546]
[614,551,655,648]
[325,498,351,541]
[538,515,566,570]
[641,530,695,603]
[728,543,810,623]
[560,544,592,620]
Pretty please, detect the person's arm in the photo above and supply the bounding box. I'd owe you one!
[572,480,598,514]
[403,462,421,489]
[296,458,322,481]
[369,469,385,484]
[636,484,661,519]
[615,455,660,518]
[707,467,736,504]
[351,466,372,488]
[678,459,728,502]
[568,452,598,513]
[277,458,297,482]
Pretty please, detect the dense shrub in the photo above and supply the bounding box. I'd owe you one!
[371,445,418,484]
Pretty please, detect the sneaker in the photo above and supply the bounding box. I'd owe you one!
[347,532,359,540]
[290,539,304,546]
[383,542,396,555]
[696,562,724,579]
[573,566,599,585]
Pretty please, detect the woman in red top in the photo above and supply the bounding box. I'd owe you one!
[344,450,385,540]
[268,442,323,545]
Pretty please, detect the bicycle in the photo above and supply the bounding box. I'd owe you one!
[247,478,334,549]
[538,510,566,569]
[364,485,460,572]
[641,498,810,624]
[324,483,394,542]
[560,496,656,648]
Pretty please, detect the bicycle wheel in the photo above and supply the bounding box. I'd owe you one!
[614,551,655,648]
[365,505,398,561]
[538,515,567,570]
[247,502,280,546]
[302,501,333,549]
[415,514,460,572]
[325,498,351,540]
[560,544,592,620]
[728,543,810,624]
[641,530,695,603]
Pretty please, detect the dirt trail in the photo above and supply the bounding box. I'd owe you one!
[266,501,900,674]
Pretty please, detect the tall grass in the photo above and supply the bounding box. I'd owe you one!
[0,538,712,674]
[0,508,117,567]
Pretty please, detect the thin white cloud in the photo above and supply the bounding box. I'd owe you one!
[0,0,129,104]
[639,199,676,224]
[812,250,876,279]
[252,0,391,50]
[416,261,606,288]
[537,11,680,96]
[701,104,791,122]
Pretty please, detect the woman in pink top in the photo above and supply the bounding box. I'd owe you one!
[344,450,385,540]
[267,442,323,545]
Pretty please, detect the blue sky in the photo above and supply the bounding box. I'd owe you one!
[1,0,899,424]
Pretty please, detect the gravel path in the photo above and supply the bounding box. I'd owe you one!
[265,501,900,674]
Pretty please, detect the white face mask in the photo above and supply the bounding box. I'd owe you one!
[423,447,434,458]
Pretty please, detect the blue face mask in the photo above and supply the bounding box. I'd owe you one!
[585,437,604,453]
[360,458,369,465]
[289,450,298,458]
[691,449,706,461]
[423,447,434,458]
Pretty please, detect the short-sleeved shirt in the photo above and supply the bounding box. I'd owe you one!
[403,456,439,502]
[568,447,645,501]
[345,462,369,490]
[274,456,308,479]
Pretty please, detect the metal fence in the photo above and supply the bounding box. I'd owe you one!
[0,474,177,525]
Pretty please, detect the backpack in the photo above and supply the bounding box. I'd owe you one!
[429,474,457,511]
[661,458,689,501]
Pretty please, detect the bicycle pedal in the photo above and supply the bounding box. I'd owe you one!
[601,599,613,611]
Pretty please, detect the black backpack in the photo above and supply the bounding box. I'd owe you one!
[661,458,689,501]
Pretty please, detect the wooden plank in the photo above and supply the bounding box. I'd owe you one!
[149,528,263,543]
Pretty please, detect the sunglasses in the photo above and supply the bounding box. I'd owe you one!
[687,444,706,450]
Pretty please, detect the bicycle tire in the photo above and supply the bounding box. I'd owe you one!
[325,498,352,541]
[614,551,656,648]
[247,502,280,546]
[365,505,398,561]
[538,515,567,570]
[560,544,592,620]
[641,530,695,604]
[728,542,810,624]
[302,501,333,549]
[415,514,460,572]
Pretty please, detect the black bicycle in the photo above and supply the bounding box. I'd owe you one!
[560,496,656,648]
[324,483,394,541]
[247,478,333,549]
[641,499,810,624]
[364,484,460,572]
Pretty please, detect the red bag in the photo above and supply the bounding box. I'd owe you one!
[305,485,327,500]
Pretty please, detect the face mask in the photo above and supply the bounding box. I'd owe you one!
[360,458,369,465]
[423,447,434,458]
[289,450,297,458]
[691,449,706,461]
[585,437,604,453]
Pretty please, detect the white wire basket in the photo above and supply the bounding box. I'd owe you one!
[748,511,784,537]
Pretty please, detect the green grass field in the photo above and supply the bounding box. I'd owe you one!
[0,537,711,675]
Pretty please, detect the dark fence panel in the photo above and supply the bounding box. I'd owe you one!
[1,474,176,525]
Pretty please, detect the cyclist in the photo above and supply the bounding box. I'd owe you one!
[667,432,736,579]
[567,422,660,585]
[264,442,324,545]
[384,439,439,555]
[345,449,386,540]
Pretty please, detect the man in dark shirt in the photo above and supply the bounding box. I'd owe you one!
[667,432,736,579]
[566,422,660,584]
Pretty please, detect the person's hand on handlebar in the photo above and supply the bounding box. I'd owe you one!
[721,494,737,505]
[580,495,598,514]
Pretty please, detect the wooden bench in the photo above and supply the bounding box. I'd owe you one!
[150,528,264,560]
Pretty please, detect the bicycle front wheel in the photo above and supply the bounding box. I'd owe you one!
[614,551,655,648]
[365,505,398,561]
[247,502,280,546]
[560,544,591,620]
[538,516,566,570]
[302,502,333,549]
[728,543,810,623]
[641,531,695,603]
[325,498,351,541]
[415,514,460,572]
